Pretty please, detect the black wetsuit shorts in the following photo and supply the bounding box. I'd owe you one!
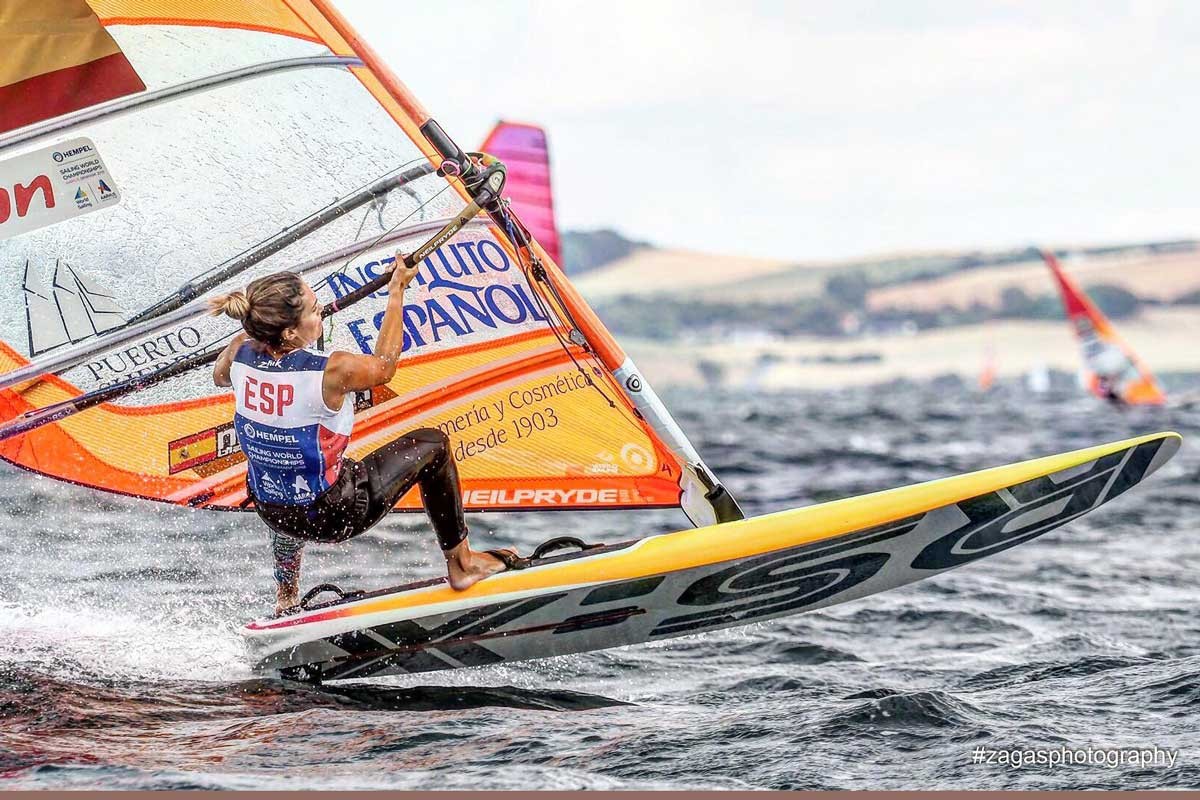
[252,427,468,551]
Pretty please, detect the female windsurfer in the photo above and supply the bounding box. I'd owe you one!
[209,257,519,615]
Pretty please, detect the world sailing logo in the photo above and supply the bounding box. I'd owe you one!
[333,237,548,356]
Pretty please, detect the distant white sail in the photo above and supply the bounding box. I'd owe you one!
[1026,361,1050,394]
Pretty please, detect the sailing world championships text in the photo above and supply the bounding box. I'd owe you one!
[328,240,547,355]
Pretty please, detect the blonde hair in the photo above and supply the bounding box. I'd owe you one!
[209,271,306,347]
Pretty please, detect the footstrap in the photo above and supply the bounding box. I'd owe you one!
[530,536,604,560]
[485,549,531,571]
[298,583,366,610]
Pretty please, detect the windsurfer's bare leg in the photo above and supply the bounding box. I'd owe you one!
[272,530,304,615]
[352,429,519,588]
[443,540,513,591]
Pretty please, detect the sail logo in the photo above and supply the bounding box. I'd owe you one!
[23,260,205,392]
[293,475,313,499]
[336,236,548,356]
[168,423,240,474]
[260,472,285,500]
[23,260,127,357]
[0,137,119,239]
[52,145,93,163]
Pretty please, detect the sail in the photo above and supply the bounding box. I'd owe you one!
[52,260,100,341]
[23,259,126,354]
[479,121,562,266]
[0,2,734,522]
[1041,250,1165,405]
[977,344,996,392]
[23,261,71,354]
[0,0,146,135]
[68,261,126,333]
[1026,362,1050,394]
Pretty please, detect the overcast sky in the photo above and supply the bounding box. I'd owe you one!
[336,1,1200,262]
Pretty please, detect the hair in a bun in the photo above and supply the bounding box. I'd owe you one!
[206,272,306,346]
[209,290,250,320]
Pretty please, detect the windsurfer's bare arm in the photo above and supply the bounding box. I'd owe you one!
[322,252,417,408]
[212,332,250,387]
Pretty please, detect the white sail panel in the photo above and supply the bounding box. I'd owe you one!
[52,260,97,341]
[23,261,70,355]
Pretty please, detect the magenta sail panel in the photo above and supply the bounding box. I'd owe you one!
[480,121,562,266]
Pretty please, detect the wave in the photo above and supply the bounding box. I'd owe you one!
[822,690,983,730]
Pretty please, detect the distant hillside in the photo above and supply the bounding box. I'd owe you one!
[572,248,798,301]
[559,229,650,275]
[571,238,1200,340]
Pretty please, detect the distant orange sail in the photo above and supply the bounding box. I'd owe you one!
[0,0,145,134]
[1041,250,1165,405]
[978,344,996,392]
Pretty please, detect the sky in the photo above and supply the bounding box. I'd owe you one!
[336,1,1200,262]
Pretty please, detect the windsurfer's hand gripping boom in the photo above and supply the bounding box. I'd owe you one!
[325,252,418,392]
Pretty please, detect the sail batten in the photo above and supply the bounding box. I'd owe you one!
[0,55,362,154]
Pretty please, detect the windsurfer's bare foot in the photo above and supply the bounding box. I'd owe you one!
[275,585,299,617]
[444,540,517,591]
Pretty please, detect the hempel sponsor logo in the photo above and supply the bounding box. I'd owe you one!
[52,145,93,163]
[241,425,299,446]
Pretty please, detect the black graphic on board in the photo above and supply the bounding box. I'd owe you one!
[911,440,1160,571]
[649,519,919,637]
[320,593,568,680]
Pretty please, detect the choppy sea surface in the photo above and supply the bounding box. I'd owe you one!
[2,377,1199,790]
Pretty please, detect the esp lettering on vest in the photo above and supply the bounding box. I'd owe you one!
[244,376,295,415]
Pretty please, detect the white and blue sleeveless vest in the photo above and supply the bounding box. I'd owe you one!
[229,344,354,506]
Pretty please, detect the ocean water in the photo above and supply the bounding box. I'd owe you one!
[2,378,1198,790]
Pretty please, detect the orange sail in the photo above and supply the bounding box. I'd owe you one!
[1041,250,1165,405]
[977,344,996,392]
[0,2,738,524]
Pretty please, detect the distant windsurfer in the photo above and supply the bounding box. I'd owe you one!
[1095,375,1124,405]
[210,257,520,615]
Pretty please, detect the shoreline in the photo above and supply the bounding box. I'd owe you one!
[621,307,1200,390]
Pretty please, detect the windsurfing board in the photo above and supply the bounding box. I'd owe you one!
[242,431,1180,682]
